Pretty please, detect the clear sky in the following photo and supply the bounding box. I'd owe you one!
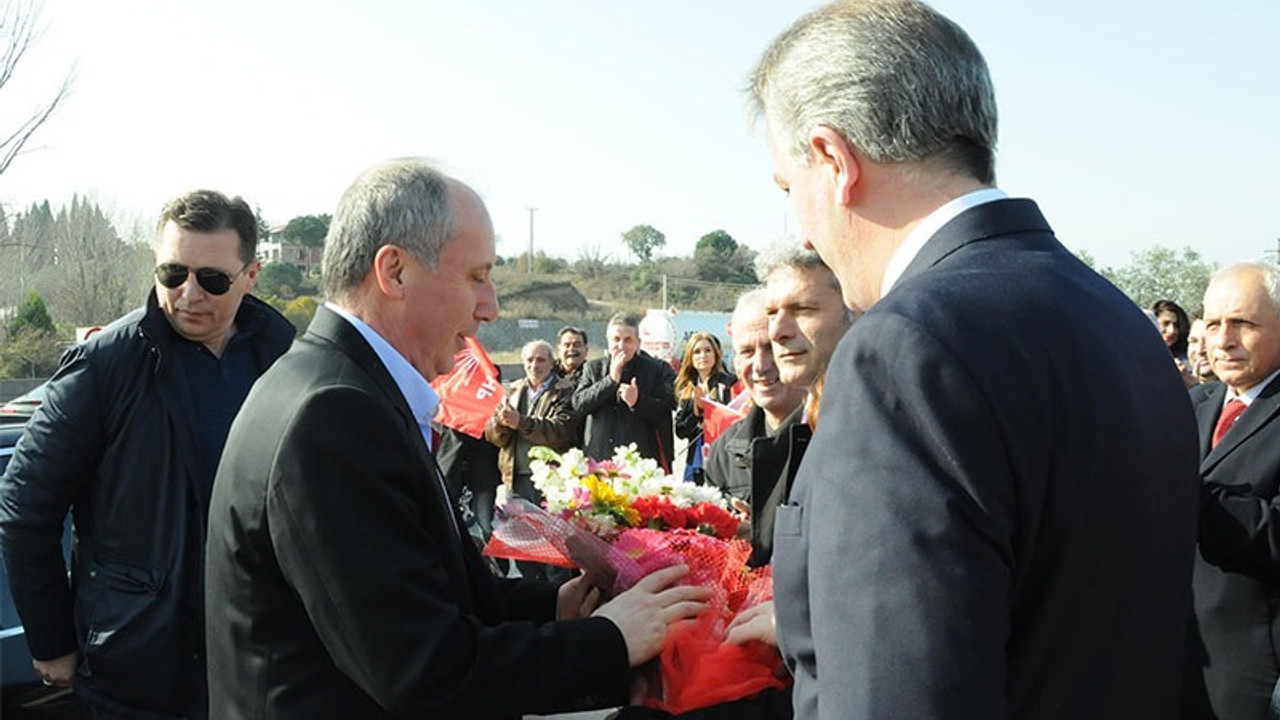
[2,0,1277,270]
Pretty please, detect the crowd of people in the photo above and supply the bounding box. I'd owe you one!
[0,1,1275,719]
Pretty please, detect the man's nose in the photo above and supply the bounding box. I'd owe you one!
[476,281,499,322]
[768,312,793,342]
[179,273,205,300]
[756,346,777,374]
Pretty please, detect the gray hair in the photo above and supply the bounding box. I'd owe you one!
[730,288,769,332]
[1212,262,1280,313]
[522,339,554,360]
[749,0,998,184]
[607,311,642,332]
[754,240,841,293]
[322,158,459,301]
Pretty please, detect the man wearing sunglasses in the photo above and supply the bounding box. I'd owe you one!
[0,190,295,719]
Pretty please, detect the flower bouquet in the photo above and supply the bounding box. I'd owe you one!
[484,444,789,714]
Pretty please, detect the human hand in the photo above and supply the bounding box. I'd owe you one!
[609,349,628,382]
[619,379,639,408]
[593,564,709,666]
[691,386,707,416]
[497,404,521,429]
[557,574,603,620]
[725,600,776,647]
[34,652,77,688]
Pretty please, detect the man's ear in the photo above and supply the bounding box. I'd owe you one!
[372,245,409,299]
[809,127,860,207]
[243,261,261,294]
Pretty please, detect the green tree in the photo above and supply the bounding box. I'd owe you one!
[256,261,304,299]
[9,289,54,337]
[48,195,146,324]
[694,229,737,281]
[695,229,736,259]
[282,214,331,248]
[621,224,665,263]
[0,324,63,377]
[1100,246,1216,314]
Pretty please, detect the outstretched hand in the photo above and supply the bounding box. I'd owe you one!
[593,564,709,666]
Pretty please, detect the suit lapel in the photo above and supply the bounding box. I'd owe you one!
[896,198,1055,288]
[1203,379,1280,472]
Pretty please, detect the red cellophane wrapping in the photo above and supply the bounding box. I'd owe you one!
[485,500,789,713]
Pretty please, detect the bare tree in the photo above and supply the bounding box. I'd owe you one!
[1,0,72,176]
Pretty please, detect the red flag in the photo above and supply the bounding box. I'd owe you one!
[431,337,503,438]
[701,390,749,453]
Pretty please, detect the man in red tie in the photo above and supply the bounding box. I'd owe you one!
[1186,262,1280,720]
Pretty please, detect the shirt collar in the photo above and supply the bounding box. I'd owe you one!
[880,188,1008,298]
[1226,368,1280,407]
[325,302,440,430]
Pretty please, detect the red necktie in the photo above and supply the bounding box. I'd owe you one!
[1212,399,1247,448]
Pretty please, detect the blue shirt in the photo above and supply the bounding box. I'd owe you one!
[172,324,261,495]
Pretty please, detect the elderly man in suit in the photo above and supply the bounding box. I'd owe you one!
[750,2,1201,719]
[204,158,706,720]
[1185,262,1280,720]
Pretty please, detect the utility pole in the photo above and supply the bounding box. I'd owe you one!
[527,207,538,274]
[662,274,668,310]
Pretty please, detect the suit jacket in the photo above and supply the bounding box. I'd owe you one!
[772,199,1201,720]
[485,374,581,484]
[574,350,677,469]
[204,307,629,720]
[1185,379,1280,720]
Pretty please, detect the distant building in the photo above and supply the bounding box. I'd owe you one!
[258,223,322,274]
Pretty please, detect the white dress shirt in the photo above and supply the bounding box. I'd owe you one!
[880,188,1008,298]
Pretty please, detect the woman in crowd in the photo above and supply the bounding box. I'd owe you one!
[1152,299,1196,388]
[674,332,736,483]
[1152,299,1191,362]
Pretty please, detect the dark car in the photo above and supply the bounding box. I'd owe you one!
[0,383,48,425]
[1,423,77,717]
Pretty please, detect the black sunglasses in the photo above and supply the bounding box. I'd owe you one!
[155,262,250,296]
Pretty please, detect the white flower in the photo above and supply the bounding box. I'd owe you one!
[526,444,733,523]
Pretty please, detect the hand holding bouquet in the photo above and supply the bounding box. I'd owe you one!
[485,444,789,714]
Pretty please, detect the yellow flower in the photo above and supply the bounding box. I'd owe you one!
[583,475,641,527]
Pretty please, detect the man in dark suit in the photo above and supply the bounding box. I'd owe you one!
[574,312,677,470]
[749,2,1201,719]
[1185,262,1280,720]
[204,158,705,720]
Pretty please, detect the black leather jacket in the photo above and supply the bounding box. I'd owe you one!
[704,404,810,567]
[0,292,293,718]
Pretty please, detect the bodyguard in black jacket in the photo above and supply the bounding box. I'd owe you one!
[0,191,294,719]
